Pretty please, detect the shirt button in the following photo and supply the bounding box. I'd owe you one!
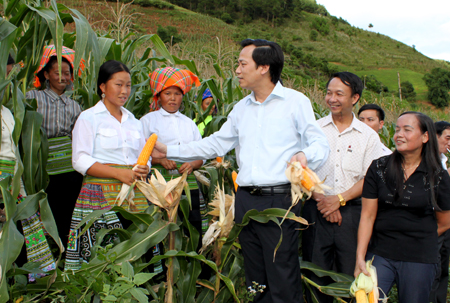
[337,149,340,152]
[338,135,341,137]
[336,164,339,167]
[335,179,338,182]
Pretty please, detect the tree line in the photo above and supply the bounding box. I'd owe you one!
[166,0,329,24]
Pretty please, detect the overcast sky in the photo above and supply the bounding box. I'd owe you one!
[316,0,450,62]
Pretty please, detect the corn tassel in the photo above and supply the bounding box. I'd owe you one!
[137,133,158,165]
[232,171,238,192]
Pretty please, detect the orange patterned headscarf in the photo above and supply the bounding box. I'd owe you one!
[149,67,200,111]
[33,45,85,88]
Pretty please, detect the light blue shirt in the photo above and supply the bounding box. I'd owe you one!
[167,82,329,187]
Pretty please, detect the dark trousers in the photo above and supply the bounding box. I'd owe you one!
[430,230,450,303]
[302,199,360,303]
[236,188,303,303]
[47,171,83,249]
[370,253,437,303]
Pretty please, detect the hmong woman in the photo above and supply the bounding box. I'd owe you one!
[0,102,56,282]
[140,67,208,244]
[64,60,151,271]
[26,45,84,248]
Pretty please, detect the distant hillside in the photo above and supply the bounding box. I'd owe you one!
[60,0,450,104]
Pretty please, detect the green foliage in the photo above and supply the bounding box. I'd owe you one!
[423,68,450,108]
[309,29,318,41]
[401,81,416,101]
[221,12,234,24]
[363,75,389,94]
[135,0,175,9]
[156,25,182,44]
[311,16,329,35]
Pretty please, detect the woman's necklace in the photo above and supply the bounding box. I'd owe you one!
[402,162,419,180]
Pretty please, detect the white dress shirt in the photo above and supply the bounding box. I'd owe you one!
[167,82,330,187]
[0,106,17,161]
[316,113,384,196]
[140,108,202,144]
[381,143,392,156]
[1,106,26,195]
[440,153,448,169]
[72,101,147,175]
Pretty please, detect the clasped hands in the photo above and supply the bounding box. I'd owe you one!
[314,192,343,226]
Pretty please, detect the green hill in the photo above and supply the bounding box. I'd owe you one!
[59,0,450,109]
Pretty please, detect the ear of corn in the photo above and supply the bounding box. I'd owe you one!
[232,171,238,192]
[354,290,369,303]
[216,156,223,163]
[300,170,314,191]
[350,258,381,303]
[137,133,158,166]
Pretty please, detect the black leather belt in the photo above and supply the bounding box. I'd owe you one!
[240,184,291,196]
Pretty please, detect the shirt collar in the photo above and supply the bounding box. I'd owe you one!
[323,113,364,133]
[159,108,181,117]
[44,88,69,104]
[245,81,284,105]
[93,101,130,122]
[416,160,427,173]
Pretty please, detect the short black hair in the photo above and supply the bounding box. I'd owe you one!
[97,60,130,97]
[326,72,364,103]
[358,104,385,121]
[240,39,284,85]
[7,54,15,65]
[435,121,450,136]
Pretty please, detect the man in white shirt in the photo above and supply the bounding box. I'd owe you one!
[430,121,450,303]
[152,39,329,303]
[358,103,392,156]
[302,72,384,303]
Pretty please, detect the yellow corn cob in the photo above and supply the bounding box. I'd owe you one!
[368,290,375,303]
[216,156,223,163]
[137,134,157,166]
[301,170,315,191]
[232,171,238,192]
[355,290,368,303]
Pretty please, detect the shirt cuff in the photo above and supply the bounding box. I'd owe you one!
[167,145,180,160]
[74,154,97,175]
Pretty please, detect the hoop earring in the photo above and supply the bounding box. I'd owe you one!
[45,79,50,89]
[101,93,105,101]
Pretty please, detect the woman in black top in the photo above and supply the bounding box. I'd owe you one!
[355,111,450,303]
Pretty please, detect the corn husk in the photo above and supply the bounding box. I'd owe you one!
[351,258,386,303]
[115,165,141,210]
[135,168,188,222]
[285,161,331,203]
[199,184,235,253]
[194,170,210,187]
[282,161,331,222]
[205,158,231,169]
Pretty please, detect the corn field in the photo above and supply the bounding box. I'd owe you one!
[0,1,404,302]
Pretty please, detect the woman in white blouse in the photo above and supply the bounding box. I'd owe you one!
[65,60,150,271]
[140,67,207,246]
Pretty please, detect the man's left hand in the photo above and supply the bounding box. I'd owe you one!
[289,151,307,168]
[317,195,340,217]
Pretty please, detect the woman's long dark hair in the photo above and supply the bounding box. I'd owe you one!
[387,111,443,209]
